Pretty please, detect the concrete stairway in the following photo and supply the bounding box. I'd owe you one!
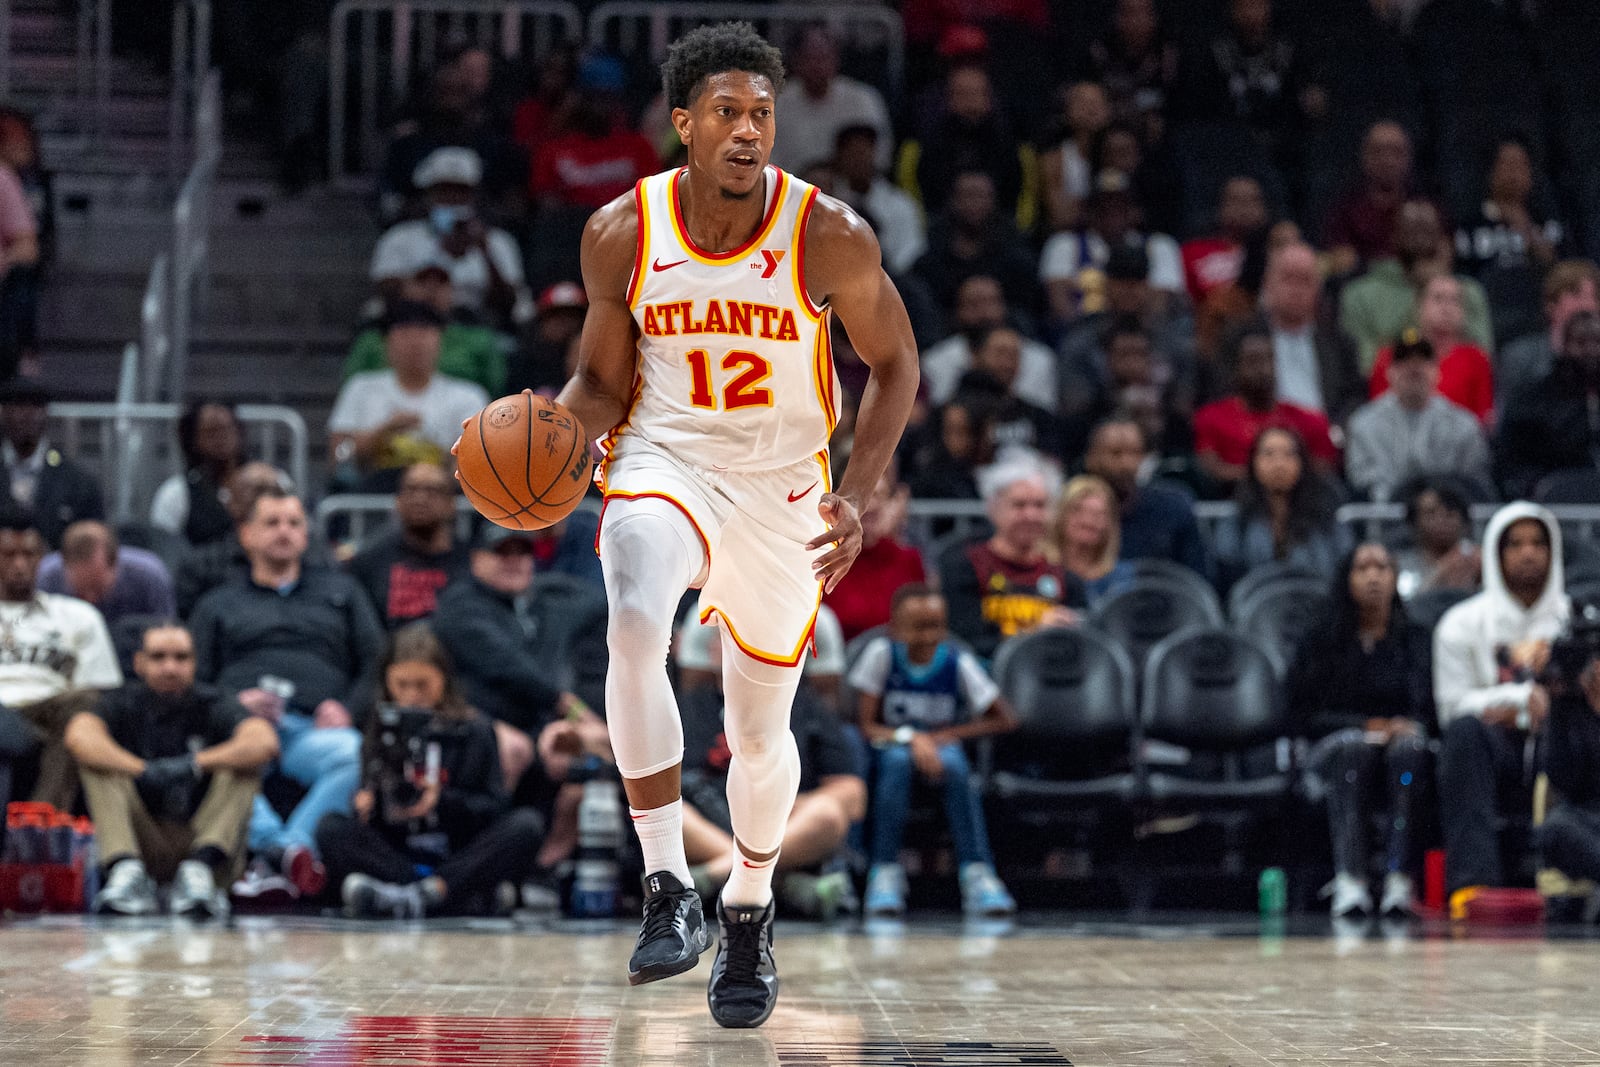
[14,1,380,481]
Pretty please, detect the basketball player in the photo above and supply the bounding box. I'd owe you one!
[555,23,918,1028]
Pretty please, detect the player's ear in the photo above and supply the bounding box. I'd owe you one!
[671,108,692,147]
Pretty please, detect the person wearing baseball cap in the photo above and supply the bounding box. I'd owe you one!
[1345,328,1492,502]
[530,54,658,212]
[370,146,532,329]
[505,282,590,395]
[343,256,507,396]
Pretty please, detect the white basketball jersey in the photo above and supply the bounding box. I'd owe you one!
[605,165,838,474]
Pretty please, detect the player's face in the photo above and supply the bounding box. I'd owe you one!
[676,72,776,200]
[893,596,947,660]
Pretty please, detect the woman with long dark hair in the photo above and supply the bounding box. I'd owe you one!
[1287,542,1435,919]
[151,401,245,546]
[1214,424,1349,588]
[315,623,545,917]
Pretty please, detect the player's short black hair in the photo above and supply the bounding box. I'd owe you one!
[662,21,786,111]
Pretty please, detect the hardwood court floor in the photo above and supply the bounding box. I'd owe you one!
[2,913,1599,1066]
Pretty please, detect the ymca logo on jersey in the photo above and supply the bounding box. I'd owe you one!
[751,249,785,278]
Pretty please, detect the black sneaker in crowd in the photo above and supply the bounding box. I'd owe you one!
[707,898,779,1029]
[627,871,709,986]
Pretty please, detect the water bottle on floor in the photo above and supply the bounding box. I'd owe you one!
[570,760,622,918]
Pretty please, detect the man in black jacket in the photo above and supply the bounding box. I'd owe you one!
[188,485,384,897]
[432,523,608,795]
[1497,310,1600,498]
[0,376,102,547]
[63,622,279,918]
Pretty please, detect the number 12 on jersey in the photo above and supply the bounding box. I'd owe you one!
[686,348,774,411]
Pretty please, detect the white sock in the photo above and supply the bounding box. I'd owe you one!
[629,798,692,890]
[722,846,778,909]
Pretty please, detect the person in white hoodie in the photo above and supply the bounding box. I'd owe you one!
[1434,501,1569,901]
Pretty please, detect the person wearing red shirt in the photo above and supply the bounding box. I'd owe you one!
[1368,273,1494,425]
[528,54,658,211]
[1181,175,1269,305]
[823,469,926,641]
[1194,324,1339,494]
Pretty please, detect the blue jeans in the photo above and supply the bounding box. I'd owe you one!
[869,741,994,868]
[248,713,362,857]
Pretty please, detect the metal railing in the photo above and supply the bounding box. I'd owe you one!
[316,491,600,546]
[167,68,221,403]
[327,0,582,182]
[51,403,309,526]
[587,2,905,102]
[169,0,213,184]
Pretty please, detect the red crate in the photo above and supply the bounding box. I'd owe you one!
[0,862,85,913]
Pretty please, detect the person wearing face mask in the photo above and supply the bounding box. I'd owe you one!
[370,147,531,329]
[1212,425,1350,589]
[1345,330,1491,502]
[1498,309,1600,497]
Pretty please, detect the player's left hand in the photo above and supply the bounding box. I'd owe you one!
[807,493,862,594]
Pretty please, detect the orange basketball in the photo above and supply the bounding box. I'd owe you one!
[456,393,592,530]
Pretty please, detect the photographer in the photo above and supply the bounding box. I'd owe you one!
[1537,605,1600,887]
[314,623,544,918]
[1435,502,1569,902]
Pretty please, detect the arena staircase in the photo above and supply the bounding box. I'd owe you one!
[14,0,375,485]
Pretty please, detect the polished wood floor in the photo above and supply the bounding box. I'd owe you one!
[1,913,1598,1065]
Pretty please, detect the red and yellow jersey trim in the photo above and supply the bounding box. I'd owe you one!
[594,489,712,576]
[792,185,825,322]
[699,598,821,668]
[624,179,650,308]
[810,310,838,435]
[667,167,789,265]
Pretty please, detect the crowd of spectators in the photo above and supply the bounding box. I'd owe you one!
[11,2,1600,924]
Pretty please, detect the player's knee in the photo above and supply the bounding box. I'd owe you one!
[729,729,796,771]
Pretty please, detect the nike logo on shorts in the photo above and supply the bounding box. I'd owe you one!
[651,257,688,272]
[787,482,818,502]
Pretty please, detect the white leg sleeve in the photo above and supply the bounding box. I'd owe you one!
[599,497,704,779]
[719,628,803,856]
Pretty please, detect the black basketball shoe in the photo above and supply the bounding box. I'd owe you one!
[627,871,710,986]
[707,897,779,1028]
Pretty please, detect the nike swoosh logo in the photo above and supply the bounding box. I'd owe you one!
[787,482,818,503]
[651,257,688,272]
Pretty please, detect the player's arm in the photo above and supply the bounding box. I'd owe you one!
[556,193,643,443]
[803,197,920,592]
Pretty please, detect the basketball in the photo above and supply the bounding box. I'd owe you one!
[455,392,592,530]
